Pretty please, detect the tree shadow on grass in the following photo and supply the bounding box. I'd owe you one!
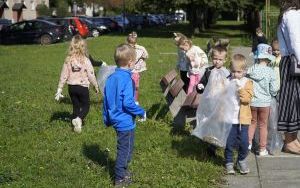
[59,97,100,105]
[171,135,224,166]
[50,111,72,122]
[82,143,115,180]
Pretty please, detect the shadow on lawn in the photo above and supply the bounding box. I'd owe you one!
[171,135,224,166]
[147,103,169,120]
[170,120,223,166]
[82,144,115,180]
[50,111,72,122]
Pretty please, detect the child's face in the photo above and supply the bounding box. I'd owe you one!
[231,67,245,80]
[212,51,226,68]
[272,43,280,57]
[179,42,190,52]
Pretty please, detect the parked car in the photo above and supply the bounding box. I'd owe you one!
[0,19,11,31]
[40,17,89,38]
[88,17,120,32]
[112,15,130,29]
[126,15,146,28]
[0,19,64,45]
[80,18,103,37]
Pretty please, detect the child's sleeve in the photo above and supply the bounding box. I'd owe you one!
[269,69,279,97]
[239,80,254,104]
[141,46,149,59]
[122,81,145,117]
[198,47,208,65]
[58,63,69,89]
[86,58,99,89]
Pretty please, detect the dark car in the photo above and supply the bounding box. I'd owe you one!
[0,19,64,45]
[0,19,12,30]
[88,17,120,32]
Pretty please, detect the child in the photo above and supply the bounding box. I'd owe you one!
[196,46,230,156]
[103,44,146,187]
[271,39,281,86]
[225,54,254,175]
[55,35,99,133]
[174,32,190,92]
[247,43,278,156]
[177,38,208,94]
[196,46,230,94]
[252,27,268,55]
[127,31,149,103]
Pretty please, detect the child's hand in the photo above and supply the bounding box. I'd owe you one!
[238,89,248,100]
[197,84,204,90]
[95,86,99,94]
[55,88,64,101]
[138,112,147,122]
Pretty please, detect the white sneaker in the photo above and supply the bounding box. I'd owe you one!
[72,117,82,133]
[248,144,252,151]
[259,149,268,156]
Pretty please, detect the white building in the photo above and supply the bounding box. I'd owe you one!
[0,0,49,23]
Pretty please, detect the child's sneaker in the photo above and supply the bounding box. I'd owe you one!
[259,149,269,156]
[237,159,250,175]
[225,163,235,175]
[248,144,252,151]
[72,117,82,133]
[114,177,132,188]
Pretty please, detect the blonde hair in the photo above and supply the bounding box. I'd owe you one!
[178,37,192,47]
[65,35,88,64]
[230,54,247,71]
[127,31,138,44]
[174,32,187,46]
[114,44,136,67]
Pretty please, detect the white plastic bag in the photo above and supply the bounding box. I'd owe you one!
[267,98,283,155]
[192,68,235,148]
[97,65,116,94]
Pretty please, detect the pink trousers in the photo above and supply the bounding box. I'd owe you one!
[248,106,270,150]
[187,74,200,95]
[131,72,140,101]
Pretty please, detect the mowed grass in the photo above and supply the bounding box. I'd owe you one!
[0,21,248,187]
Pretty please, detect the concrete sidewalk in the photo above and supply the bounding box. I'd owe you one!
[225,152,300,188]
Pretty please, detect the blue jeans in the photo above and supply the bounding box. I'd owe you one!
[225,124,249,164]
[115,129,135,181]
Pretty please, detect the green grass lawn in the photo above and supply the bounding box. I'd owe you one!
[0,21,249,187]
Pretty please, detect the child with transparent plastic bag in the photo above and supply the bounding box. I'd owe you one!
[127,31,149,103]
[55,35,99,133]
[247,44,279,156]
[225,54,254,175]
[178,38,208,94]
[271,39,281,86]
[193,46,230,156]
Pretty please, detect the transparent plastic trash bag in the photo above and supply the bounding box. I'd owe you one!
[192,68,235,148]
[97,65,116,94]
[267,98,284,155]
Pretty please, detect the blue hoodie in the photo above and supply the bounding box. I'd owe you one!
[103,68,145,131]
[247,64,279,107]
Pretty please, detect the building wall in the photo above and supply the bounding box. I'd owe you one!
[2,0,49,22]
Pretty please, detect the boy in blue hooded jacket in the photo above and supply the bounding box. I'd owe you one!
[103,44,146,187]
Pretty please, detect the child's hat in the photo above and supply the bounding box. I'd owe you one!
[255,43,275,62]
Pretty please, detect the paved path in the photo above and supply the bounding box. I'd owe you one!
[232,46,254,65]
[225,152,300,188]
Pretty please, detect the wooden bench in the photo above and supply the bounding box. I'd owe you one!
[160,69,200,127]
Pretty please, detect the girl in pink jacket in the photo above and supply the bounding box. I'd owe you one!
[55,35,99,133]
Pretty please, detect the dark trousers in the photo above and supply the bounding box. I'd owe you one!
[68,85,90,120]
[225,124,249,164]
[180,71,190,93]
[115,129,135,181]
